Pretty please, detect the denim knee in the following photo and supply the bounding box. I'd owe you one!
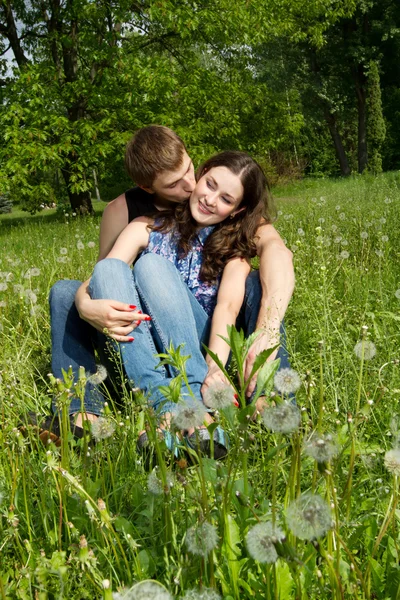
[49,279,82,311]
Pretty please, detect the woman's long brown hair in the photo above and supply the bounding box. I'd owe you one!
[153,151,274,283]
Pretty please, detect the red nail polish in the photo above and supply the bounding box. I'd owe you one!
[128,337,134,342]
[137,310,142,314]
[144,316,152,321]
[135,320,141,326]
[234,400,239,407]
[234,393,238,400]
[129,305,137,309]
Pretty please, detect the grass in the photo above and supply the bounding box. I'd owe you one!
[0,172,400,599]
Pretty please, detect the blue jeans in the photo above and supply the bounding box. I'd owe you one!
[49,262,290,415]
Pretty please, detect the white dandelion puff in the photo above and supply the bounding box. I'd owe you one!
[87,241,96,249]
[23,290,37,304]
[384,449,400,476]
[246,521,285,563]
[114,580,173,600]
[381,235,389,242]
[375,249,384,258]
[60,247,68,255]
[147,468,174,496]
[90,417,116,441]
[274,368,301,394]
[335,205,341,211]
[339,251,349,260]
[173,399,205,430]
[286,493,332,540]
[353,340,376,361]
[384,197,392,204]
[395,289,400,300]
[185,522,218,557]
[183,589,221,600]
[262,402,301,434]
[57,256,69,263]
[203,382,234,410]
[297,228,305,236]
[0,301,6,308]
[334,236,342,244]
[360,231,368,239]
[24,268,41,278]
[303,432,339,463]
[77,240,85,250]
[13,284,24,294]
[380,217,386,224]
[87,364,108,384]
[339,213,346,220]
[341,239,348,246]
[0,283,8,292]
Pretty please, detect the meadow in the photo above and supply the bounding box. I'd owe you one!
[0,173,400,599]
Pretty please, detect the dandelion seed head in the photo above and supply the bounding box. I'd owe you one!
[341,239,348,246]
[113,580,173,600]
[395,289,400,300]
[303,432,339,463]
[173,399,205,430]
[335,205,341,211]
[0,283,7,292]
[353,340,376,360]
[381,235,389,242]
[380,217,386,224]
[23,290,37,304]
[147,468,174,495]
[246,521,285,563]
[185,522,218,556]
[384,197,392,204]
[183,589,221,600]
[286,493,332,540]
[77,241,85,250]
[13,284,24,294]
[90,417,116,441]
[203,382,234,410]
[87,364,108,384]
[360,231,368,239]
[60,247,68,255]
[340,251,349,259]
[384,449,400,476]
[262,402,301,434]
[57,256,69,263]
[375,249,384,258]
[334,236,342,244]
[274,368,301,394]
[297,228,305,236]
[318,217,325,224]
[339,213,346,220]
[88,241,96,248]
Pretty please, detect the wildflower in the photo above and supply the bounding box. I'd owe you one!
[381,235,389,242]
[0,283,7,292]
[60,247,68,255]
[173,399,205,430]
[113,580,173,600]
[147,468,174,495]
[303,432,339,463]
[90,417,116,441]
[87,364,108,384]
[353,340,376,361]
[274,368,301,394]
[286,493,332,540]
[334,236,342,244]
[24,268,41,278]
[380,217,386,224]
[375,249,384,258]
[360,231,368,239]
[203,382,234,410]
[23,290,37,304]
[57,256,69,263]
[297,228,305,236]
[77,240,85,250]
[395,289,400,300]
[183,589,221,600]
[246,521,285,563]
[339,251,349,260]
[262,402,301,434]
[13,284,24,294]
[185,521,218,556]
[384,449,400,476]
[87,241,96,248]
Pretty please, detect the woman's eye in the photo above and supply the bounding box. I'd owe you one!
[206,180,215,190]
[222,197,232,204]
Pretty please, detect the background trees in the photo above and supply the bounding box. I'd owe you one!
[1,0,399,213]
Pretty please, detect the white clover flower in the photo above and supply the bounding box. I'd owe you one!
[203,382,234,410]
[353,340,376,361]
[87,241,96,248]
[274,368,301,394]
[381,235,389,242]
[286,493,332,540]
[384,449,400,476]
[147,468,174,496]
[0,283,8,292]
[60,247,68,255]
[87,364,108,384]
[173,399,205,430]
[186,522,218,556]
[13,284,24,294]
[297,228,305,236]
[90,417,116,441]
[395,289,400,300]
[340,251,349,260]
[303,432,339,463]
[262,402,301,434]
[114,580,173,600]
[360,231,368,239]
[183,589,221,600]
[246,521,285,563]
[77,240,85,250]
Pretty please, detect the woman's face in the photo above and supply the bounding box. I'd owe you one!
[189,166,244,227]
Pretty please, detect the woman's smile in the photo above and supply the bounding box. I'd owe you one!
[197,200,214,215]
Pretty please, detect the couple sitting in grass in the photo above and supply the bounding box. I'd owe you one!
[44,126,294,456]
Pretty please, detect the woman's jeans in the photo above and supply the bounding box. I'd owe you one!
[49,258,290,415]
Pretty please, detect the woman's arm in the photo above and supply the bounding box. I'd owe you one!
[75,217,151,339]
[201,258,251,396]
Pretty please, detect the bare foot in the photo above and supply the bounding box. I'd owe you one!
[73,412,98,428]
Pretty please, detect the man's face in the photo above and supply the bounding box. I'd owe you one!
[149,152,195,203]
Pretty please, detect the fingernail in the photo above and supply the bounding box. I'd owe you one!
[137,310,142,314]
[234,393,238,400]
[128,337,134,342]
[144,316,152,321]
[234,400,239,407]
[135,320,141,326]
[129,305,137,309]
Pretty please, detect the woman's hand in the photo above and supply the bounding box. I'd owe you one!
[77,298,151,342]
[201,364,237,405]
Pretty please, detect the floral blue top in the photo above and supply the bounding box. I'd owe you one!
[141,225,220,316]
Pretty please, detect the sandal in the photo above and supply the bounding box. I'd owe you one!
[19,411,86,447]
[185,425,228,460]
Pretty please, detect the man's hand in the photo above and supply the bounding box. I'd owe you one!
[244,331,279,398]
[78,298,151,342]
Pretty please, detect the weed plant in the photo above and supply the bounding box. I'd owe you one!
[0,173,399,599]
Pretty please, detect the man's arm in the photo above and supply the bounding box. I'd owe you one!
[244,223,295,397]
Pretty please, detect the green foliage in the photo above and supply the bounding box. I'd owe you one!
[367,61,386,174]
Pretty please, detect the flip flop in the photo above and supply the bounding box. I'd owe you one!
[185,425,228,460]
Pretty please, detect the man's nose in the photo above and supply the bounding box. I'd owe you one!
[183,174,195,192]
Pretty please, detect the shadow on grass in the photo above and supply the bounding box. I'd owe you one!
[0,202,107,232]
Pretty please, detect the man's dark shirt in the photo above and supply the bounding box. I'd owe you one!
[125,187,160,223]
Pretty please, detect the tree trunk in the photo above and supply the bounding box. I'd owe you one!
[61,166,93,214]
[323,107,351,176]
[355,66,368,173]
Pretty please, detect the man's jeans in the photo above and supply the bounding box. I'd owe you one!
[49,257,290,415]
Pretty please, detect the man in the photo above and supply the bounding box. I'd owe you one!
[45,125,294,441]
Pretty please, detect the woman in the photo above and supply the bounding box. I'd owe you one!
[88,151,272,454]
